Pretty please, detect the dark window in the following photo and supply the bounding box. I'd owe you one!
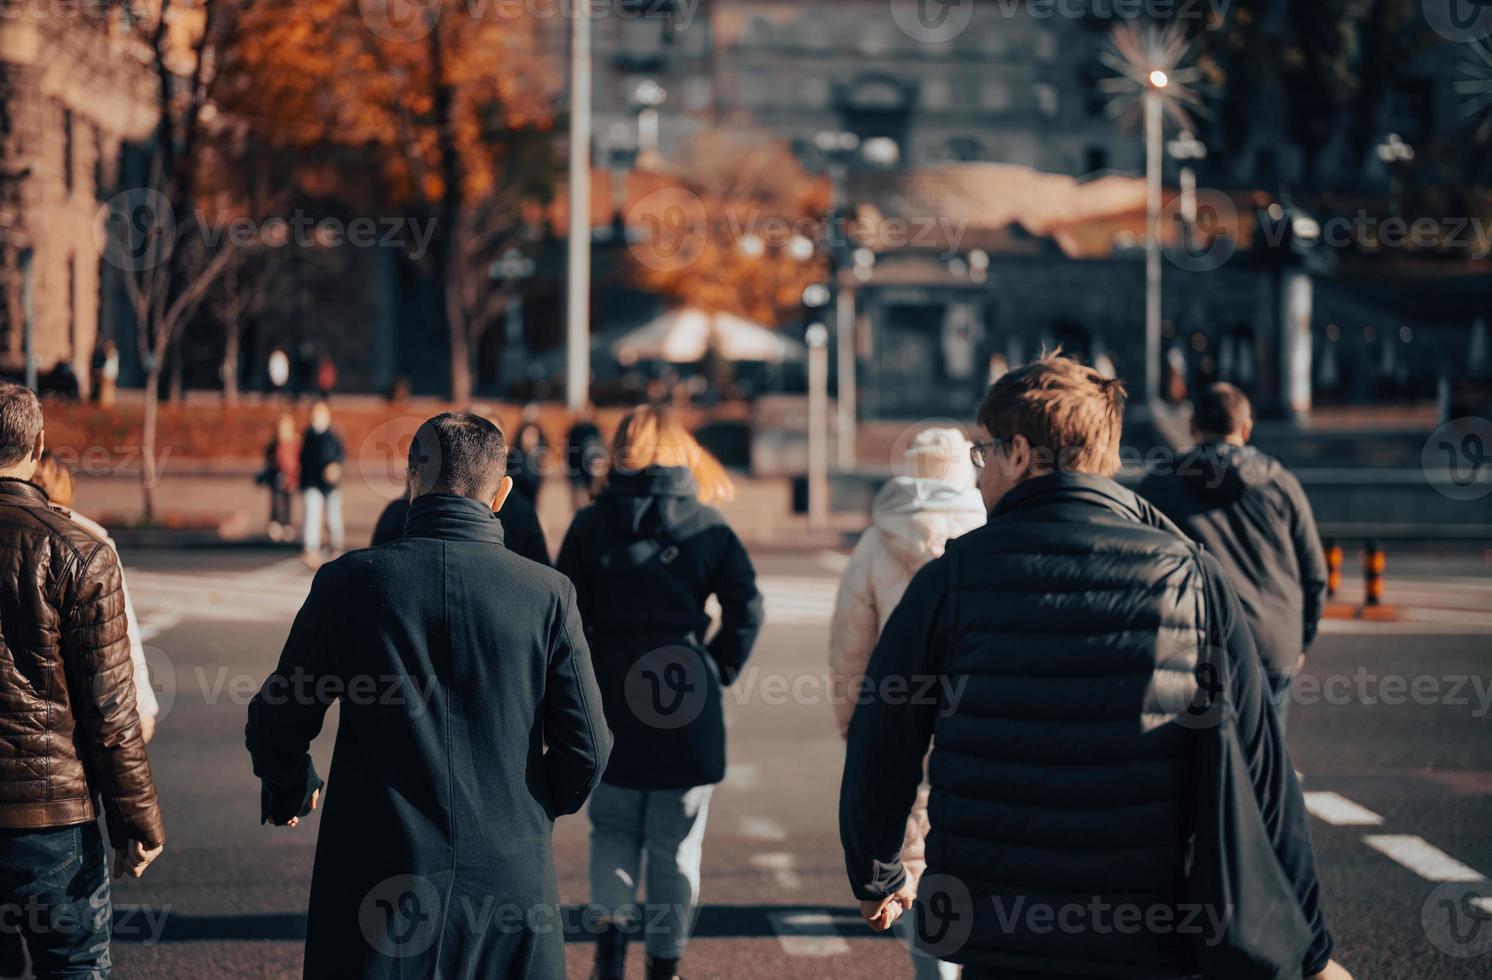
[62,107,74,196]
[92,125,105,199]
[67,253,77,357]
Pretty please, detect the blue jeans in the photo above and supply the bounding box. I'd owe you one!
[0,822,112,978]
[588,783,713,960]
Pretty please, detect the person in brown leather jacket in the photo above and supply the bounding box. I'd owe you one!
[0,381,165,978]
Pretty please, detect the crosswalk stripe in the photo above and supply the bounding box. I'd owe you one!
[1364,835,1487,882]
[1303,791,1384,826]
[766,912,850,957]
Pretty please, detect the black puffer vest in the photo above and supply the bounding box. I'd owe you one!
[926,473,1209,978]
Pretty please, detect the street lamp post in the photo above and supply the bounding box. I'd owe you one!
[814,129,861,470]
[1143,71,1167,408]
[566,3,592,411]
[805,322,830,528]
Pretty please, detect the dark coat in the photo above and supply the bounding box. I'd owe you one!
[298,428,345,493]
[556,467,763,790]
[370,494,550,566]
[839,473,1332,978]
[1138,443,1328,678]
[246,493,611,980]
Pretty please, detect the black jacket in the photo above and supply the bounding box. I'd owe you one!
[839,473,1331,978]
[297,428,345,493]
[1138,443,1328,678]
[557,467,763,789]
[370,493,550,566]
[246,493,611,979]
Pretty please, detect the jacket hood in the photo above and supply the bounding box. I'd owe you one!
[871,475,987,567]
[1177,442,1280,503]
[601,466,701,538]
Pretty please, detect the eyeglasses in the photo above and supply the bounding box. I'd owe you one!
[969,439,998,469]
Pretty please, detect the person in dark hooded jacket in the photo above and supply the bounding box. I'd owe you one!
[1138,383,1328,727]
[557,406,763,980]
[371,472,551,565]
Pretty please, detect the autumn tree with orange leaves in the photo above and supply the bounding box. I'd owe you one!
[218,0,559,403]
[625,132,829,329]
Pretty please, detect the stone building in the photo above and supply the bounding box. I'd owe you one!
[0,6,159,392]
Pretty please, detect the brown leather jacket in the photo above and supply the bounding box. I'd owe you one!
[0,479,165,847]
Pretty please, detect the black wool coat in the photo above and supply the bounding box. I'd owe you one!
[556,467,764,790]
[246,493,611,979]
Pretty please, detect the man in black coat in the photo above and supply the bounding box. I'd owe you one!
[247,411,612,979]
[839,356,1349,980]
[1138,383,1328,729]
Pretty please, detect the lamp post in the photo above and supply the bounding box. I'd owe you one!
[1144,69,1167,408]
[805,322,830,528]
[566,2,592,411]
[814,129,862,470]
[631,79,667,162]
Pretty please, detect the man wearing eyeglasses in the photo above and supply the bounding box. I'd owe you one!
[838,355,1350,980]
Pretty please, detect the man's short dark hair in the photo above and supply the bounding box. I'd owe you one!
[1193,382,1252,438]
[0,381,43,468]
[408,412,507,500]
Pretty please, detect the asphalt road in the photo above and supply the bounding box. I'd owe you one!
[90,545,1492,980]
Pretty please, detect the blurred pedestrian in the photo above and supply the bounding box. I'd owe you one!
[557,406,763,980]
[258,413,300,543]
[564,404,607,510]
[315,354,337,398]
[0,382,165,978]
[1138,383,1328,732]
[507,404,548,506]
[92,340,119,408]
[266,345,291,400]
[34,451,161,745]
[298,400,345,568]
[247,412,610,979]
[371,468,551,565]
[828,427,985,980]
[838,355,1349,980]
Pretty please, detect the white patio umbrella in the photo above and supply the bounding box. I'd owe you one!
[612,308,805,364]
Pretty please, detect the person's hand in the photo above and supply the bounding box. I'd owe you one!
[324,462,343,485]
[284,788,320,828]
[113,840,164,879]
[1296,652,1307,672]
[1307,959,1353,980]
[138,713,156,744]
[859,882,916,932]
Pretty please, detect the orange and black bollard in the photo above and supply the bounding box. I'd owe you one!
[1325,539,1343,599]
[1363,541,1384,607]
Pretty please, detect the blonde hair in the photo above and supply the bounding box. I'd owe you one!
[35,451,76,508]
[610,405,735,505]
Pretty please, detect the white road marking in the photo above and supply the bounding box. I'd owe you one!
[740,816,788,842]
[750,852,804,891]
[1364,835,1487,882]
[766,912,850,957]
[1303,791,1384,826]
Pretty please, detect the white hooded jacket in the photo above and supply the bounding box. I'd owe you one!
[829,430,987,736]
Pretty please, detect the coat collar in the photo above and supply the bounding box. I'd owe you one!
[992,471,1144,523]
[604,465,698,500]
[402,493,505,546]
[0,477,49,506]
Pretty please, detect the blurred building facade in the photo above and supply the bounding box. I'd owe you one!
[0,7,158,393]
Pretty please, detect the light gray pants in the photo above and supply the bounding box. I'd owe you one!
[588,782,713,960]
[301,487,344,554]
